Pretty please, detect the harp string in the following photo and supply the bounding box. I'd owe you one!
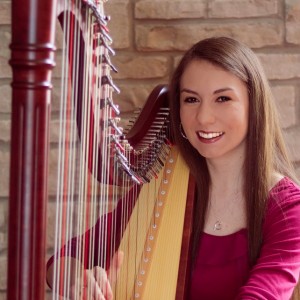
[52,0,175,299]
[82,6,94,296]
[71,3,84,298]
[81,2,113,296]
[52,0,111,298]
[58,0,79,297]
[72,0,88,297]
[53,0,74,297]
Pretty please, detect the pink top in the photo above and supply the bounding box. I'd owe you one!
[190,177,300,299]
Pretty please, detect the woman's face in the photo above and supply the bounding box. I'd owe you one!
[179,59,249,162]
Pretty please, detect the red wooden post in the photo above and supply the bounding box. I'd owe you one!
[8,0,57,298]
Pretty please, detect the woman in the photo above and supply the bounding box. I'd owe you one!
[47,37,300,299]
[169,36,300,299]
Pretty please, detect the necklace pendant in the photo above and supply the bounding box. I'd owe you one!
[213,221,222,231]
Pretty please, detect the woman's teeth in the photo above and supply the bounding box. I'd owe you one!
[197,131,223,139]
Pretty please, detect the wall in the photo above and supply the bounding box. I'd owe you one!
[0,0,300,298]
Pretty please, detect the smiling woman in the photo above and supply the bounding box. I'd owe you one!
[169,37,300,299]
[179,59,249,162]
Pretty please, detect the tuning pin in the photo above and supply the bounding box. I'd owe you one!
[115,147,128,163]
[111,135,125,152]
[101,97,120,115]
[99,54,118,73]
[101,75,120,93]
[98,35,115,56]
[108,119,123,136]
[83,0,107,26]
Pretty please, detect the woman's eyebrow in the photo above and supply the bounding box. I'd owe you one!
[181,87,234,95]
[180,88,199,95]
[213,87,233,94]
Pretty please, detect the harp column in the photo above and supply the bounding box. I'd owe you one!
[8,0,57,299]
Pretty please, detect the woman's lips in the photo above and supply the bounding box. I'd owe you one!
[197,131,224,144]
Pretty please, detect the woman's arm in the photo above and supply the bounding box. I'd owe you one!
[237,178,300,299]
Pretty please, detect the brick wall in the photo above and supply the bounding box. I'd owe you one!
[0,0,300,298]
[0,0,11,298]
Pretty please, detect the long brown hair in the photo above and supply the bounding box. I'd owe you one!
[168,36,297,266]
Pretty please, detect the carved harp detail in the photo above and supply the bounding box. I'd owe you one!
[8,1,195,299]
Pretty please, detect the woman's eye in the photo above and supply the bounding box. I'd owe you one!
[184,97,198,103]
[217,96,231,102]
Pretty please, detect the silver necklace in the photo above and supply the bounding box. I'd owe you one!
[210,188,241,232]
[213,220,222,231]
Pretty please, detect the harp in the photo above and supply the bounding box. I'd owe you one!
[8,0,195,299]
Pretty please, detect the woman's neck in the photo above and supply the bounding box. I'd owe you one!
[204,152,247,235]
[206,153,245,195]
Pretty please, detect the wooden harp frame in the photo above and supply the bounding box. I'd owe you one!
[8,0,195,299]
[8,0,57,299]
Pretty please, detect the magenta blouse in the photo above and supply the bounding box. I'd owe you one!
[190,177,300,299]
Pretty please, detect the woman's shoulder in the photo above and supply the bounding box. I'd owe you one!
[269,175,300,197]
[263,175,300,239]
[267,174,300,215]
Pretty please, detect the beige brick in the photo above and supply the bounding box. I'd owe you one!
[48,145,92,197]
[135,21,283,51]
[49,112,78,142]
[0,57,11,79]
[0,151,10,197]
[48,148,59,197]
[271,86,297,129]
[46,291,53,300]
[105,0,130,49]
[52,51,62,79]
[47,199,102,251]
[50,79,62,112]
[0,30,11,57]
[173,54,184,70]
[0,232,7,252]
[49,120,61,144]
[49,118,91,145]
[0,292,6,300]
[47,200,91,251]
[258,53,300,80]
[115,83,161,113]
[135,0,206,19]
[0,2,10,25]
[0,120,10,143]
[54,19,64,50]
[209,0,279,18]
[0,256,7,290]
[45,286,53,300]
[46,201,56,250]
[0,85,11,113]
[113,55,169,80]
[283,126,300,163]
[0,201,8,229]
[286,0,300,45]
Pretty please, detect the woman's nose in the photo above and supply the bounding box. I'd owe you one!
[196,102,215,125]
